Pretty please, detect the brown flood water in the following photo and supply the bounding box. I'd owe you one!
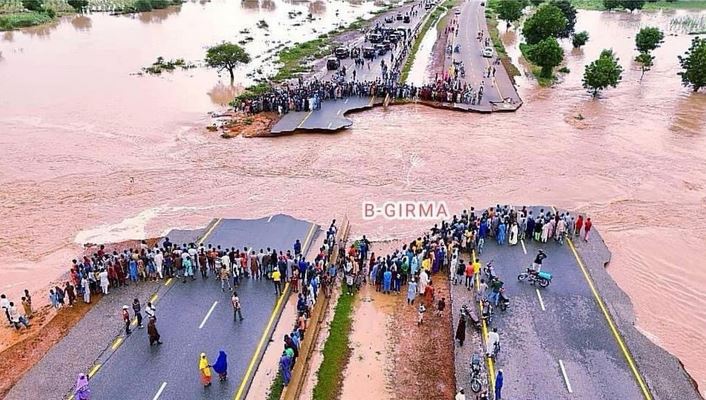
[1,5,706,392]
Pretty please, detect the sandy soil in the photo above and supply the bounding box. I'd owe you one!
[218,111,281,138]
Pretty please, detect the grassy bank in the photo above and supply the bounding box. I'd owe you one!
[400,0,457,82]
[518,43,557,86]
[311,292,356,400]
[0,11,53,30]
[571,0,706,10]
[266,371,284,400]
[484,0,521,83]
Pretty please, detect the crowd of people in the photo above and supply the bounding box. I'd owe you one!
[0,290,33,330]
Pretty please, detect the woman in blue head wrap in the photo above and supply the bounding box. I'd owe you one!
[212,350,228,381]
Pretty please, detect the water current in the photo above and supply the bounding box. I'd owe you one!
[1,2,705,392]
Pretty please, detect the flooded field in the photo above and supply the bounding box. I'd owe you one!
[1,4,705,393]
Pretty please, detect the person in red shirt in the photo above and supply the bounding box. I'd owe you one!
[575,215,584,238]
[583,218,593,242]
[424,283,435,306]
[464,262,474,289]
[122,305,131,336]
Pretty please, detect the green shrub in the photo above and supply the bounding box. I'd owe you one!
[22,0,44,11]
[67,0,88,10]
[44,8,55,17]
[134,0,153,11]
[151,0,170,9]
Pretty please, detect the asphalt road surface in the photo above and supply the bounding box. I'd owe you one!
[446,0,521,110]
[470,208,644,399]
[88,215,317,400]
[271,1,430,134]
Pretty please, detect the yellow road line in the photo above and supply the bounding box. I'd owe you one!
[233,282,291,400]
[88,363,102,378]
[566,238,653,399]
[165,278,172,286]
[473,250,496,390]
[150,293,158,303]
[301,223,317,254]
[198,218,222,245]
[296,111,313,129]
[111,337,123,350]
[68,395,74,400]
[368,95,375,107]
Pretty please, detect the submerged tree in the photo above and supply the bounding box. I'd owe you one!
[526,37,564,79]
[635,27,664,54]
[582,49,623,97]
[496,0,525,28]
[205,42,251,83]
[67,0,88,11]
[521,3,567,45]
[550,0,577,38]
[572,31,589,48]
[678,37,706,92]
[636,52,654,81]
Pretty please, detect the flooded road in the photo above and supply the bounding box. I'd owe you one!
[1,5,706,392]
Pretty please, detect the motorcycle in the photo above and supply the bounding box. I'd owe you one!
[497,287,510,311]
[469,353,484,393]
[483,260,497,281]
[461,304,481,331]
[517,267,552,288]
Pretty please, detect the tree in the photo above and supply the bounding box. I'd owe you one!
[496,0,524,27]
[635,27,664,54]
[572,31,589,48]
[603,0,620,10]
[205,42,251,83]
[582,49,623,97]
[526,37,564,78]
[550,0,576,38]
[151,0,170,8]
[678,37,706,92]
[530,0,545,5]
[22,0,43,11]
[133,0,153,11]
[621,0,645,11]
[521,3,567,45]
[67,0,88,11]
[636,51,654,81]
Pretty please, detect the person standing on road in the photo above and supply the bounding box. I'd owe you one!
[74,373,91,400]
[407,279,417,305]
[487,327,500,357]
[213,350,228,381]
[232,292,244,321]
[495,369,504,399]
[145,302,156,320]
[575,215,584,238]
[147,316,162,346]
[532,249,546,272]
[99,268,109,295]
[464,261,473,290]
[132,298,144,329]
[199,353,212,387]
[455,314,466,346]
[272,267,282,296]
[293,239,302,257]
[122,305,131,336]
[417,303,426,325]
[280,350,293,386]
[220,266,232,292]
[583,217,592,242]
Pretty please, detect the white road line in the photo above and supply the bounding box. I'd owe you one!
[199,301,218,329]
[558,360,573,393]
[344,98,349,104]
[521,239,527,255]
[536,289,546,311]
[327,122,333,129]
[152,382,167,400]
[267,215,274,223]
[336,108,342,115]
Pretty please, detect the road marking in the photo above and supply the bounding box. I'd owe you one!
[567,238,653,399]
[557,207,653,400]
[535,289,546,311]
[88,363,101,378]
[267,215,274,223]
[165,278,172,286]
[153,382,168,400]
[150,293,158,303]
[336,108,342,115]
[132,319,138,326]
[296,110,313,129]
[558,360,573,393]
[302,223,317,253]
[344,98,349,104]
[327,122,333,129]
[368,95,375,107]
[234,282,290,400]
[198,218,222,245]
[473,250,496,391]
[111,337,123,350]
[521,239,527,254]
[199,301,218,329]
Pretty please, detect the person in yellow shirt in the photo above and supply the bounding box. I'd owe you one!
[272,268,282,296]
[421,257,431,272]
[472,258,481,287]
[199,353,212,387]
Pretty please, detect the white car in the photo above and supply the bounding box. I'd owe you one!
[482,46,493,58]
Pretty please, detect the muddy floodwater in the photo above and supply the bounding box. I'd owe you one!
[1,4,706,393]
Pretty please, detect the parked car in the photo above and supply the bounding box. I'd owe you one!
[363,46,376,59]
[368,33,383,43]
[327,57,341,70]
[382,40,392,50]
[375,43,387,55]
[334,47,350,59]
[482,46,493,58]
[403,14,410,23]
[396,13,403,20]
[384,16,394,23]
[388,33,401,43]
[454,9,461,15]
[351,47,361,58]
